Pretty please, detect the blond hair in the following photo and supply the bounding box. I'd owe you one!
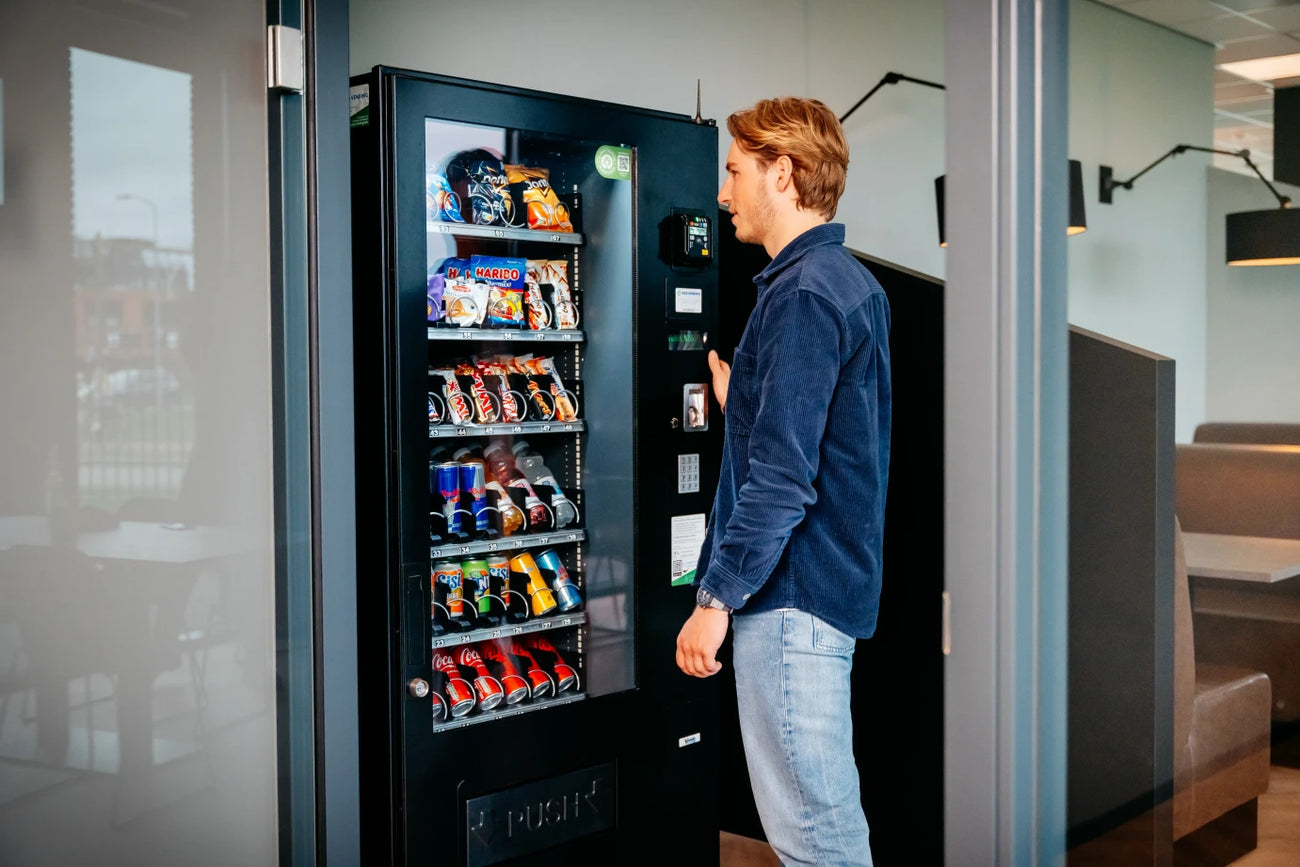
[726,97,849,220]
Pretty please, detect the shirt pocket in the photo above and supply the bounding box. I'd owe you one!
[725,349,758,437]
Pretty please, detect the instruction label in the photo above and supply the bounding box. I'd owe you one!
[670,513,707,586]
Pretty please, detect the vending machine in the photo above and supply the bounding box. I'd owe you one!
[349,68,723,865]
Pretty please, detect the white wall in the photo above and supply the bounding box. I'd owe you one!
[350,0,947,279]
[1205,167,1300,423]
[1068,0,1215,443]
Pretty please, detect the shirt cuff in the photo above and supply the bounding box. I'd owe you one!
[699,564,755,612]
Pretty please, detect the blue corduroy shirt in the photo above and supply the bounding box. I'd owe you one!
[696,223,892,639]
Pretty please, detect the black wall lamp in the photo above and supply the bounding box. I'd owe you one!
[1100,145,1299,266]
[841,71,1086,247]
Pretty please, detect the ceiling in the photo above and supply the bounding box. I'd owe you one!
[1098,0,1300,179]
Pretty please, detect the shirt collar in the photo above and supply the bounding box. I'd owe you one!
[754,223,846,289]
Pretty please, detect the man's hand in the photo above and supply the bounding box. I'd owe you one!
[676,606,729,677]
[708,350,731,413]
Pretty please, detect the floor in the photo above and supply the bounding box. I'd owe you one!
[719,761,1300,866]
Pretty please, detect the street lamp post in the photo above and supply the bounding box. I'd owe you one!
[116,193,163,420]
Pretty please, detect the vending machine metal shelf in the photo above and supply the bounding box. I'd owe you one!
[430,528,586,560]
[431,611,587,650]
[426,327,585,343]
[426,220,584,246]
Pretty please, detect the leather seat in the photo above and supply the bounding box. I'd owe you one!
[1172,518,1271,843]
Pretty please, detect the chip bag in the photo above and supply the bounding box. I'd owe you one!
[506,165,573,232]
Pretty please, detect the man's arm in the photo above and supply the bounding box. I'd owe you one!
[697,289,843,609]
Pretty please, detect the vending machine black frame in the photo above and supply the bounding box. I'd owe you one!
[351,68,723,865]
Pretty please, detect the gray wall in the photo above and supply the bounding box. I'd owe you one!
[1206,166,1300,424]
[1068,0,1215,443]
[350,0,949,280]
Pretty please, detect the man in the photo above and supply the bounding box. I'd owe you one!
[676,97,891,867]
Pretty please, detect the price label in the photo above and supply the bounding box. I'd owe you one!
[541,425,552,433]
[459,546,471,555]
[493,229,506,238]
[550,235,561,242]
[487,542,498,551]
[513,539,524,549]
[433,638,445,648]
[460,331,474,340]
[562,333,573,341]
[456,428,468,436]
[564,424,574,432]
[501,331,515,340]
[511,425,523,434]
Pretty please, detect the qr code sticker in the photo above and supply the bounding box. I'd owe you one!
[617,153,631,173]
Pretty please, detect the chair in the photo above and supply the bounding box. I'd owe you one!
[1172,518,1272,864]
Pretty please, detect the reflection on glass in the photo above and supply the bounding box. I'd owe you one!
[0,10,276,863]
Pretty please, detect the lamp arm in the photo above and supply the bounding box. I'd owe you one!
[839,72,946,124]
[1108,144,1291,208]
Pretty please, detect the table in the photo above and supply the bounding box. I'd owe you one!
[1183,532,1300,584]
[0,514,252,812]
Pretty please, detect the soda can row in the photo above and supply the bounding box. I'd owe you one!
[431,635,579,723]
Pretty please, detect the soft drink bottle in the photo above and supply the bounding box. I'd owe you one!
[478,641,530,705]
[511,441,578,529]
[457,646,504,711]
[432,652,476,718]
[485,442,552,532]
[523,636,578,692]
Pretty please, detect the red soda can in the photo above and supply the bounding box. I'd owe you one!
[431,690,447,723]
[432,652,475,717]
[479,641,530,704]
[457,646,504,711]
[510,640,553,698]
[525,636,577,692]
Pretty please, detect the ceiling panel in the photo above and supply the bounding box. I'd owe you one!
[1215,32,1300,63]
[1178,14,1276,42]
[1248,6,1300,30]
[1118,0,1230,27]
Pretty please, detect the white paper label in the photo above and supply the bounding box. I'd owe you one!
[675,287,703,314]
[670,513,707,586]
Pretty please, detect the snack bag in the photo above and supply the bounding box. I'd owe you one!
[524,260,553,330]
[431,368,473,425]
[505,165,573,232]
[426,172,464,223]
[445,149,523,227]
[542,260,578,329]
[427,271,445,323]
[525,355,578,422]
[440,257,486,327]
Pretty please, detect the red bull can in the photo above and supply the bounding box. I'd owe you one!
[434,461,463,536]
[459,460,490,536]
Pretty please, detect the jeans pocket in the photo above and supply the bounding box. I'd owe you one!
[811,615,856,654]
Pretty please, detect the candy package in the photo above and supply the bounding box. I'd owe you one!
[440,257,486,327]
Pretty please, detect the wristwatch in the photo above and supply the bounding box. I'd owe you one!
[696,586,733,613]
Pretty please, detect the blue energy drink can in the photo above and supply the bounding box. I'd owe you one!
[459,460,489,535]
[435,461,462,536]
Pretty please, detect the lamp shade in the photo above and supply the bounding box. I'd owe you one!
[1225,207,1300,266]
[935,159,1086,247]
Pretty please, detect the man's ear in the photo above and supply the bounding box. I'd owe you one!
[772,154,794,192]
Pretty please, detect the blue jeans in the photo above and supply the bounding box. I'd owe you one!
[732,608,872,867]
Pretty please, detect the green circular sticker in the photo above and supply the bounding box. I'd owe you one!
[595,145,632,181]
